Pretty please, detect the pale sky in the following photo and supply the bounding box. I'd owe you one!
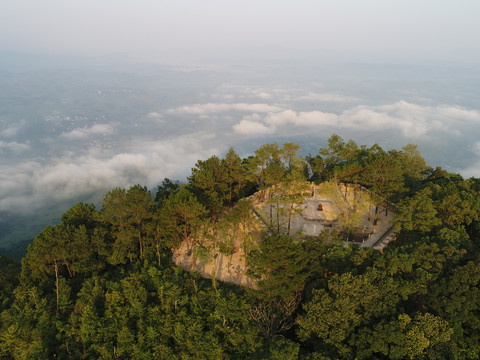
[2,0,480,65]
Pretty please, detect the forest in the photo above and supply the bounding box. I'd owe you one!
[1,134,480,359]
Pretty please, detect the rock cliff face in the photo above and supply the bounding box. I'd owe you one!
[172,240,257,288]
[171,192,262,287]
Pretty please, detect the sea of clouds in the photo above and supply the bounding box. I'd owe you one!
[1,64,480,217]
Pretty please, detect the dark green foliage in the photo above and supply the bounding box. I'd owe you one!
[60,202,98,229]
[155,178,181,205]
[297,270,406,356]
[188,155,230,218]
[223,147,250,206]
[100,185,155,264]
[158,186,208,251]
[426,258,480,358]
[247,235,310,301]
[77,265,262,359]
[251,337,300,359]
[393,188,441,233]
[0,255,19,313]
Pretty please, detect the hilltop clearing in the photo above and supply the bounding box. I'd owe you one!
[173,182,395,286]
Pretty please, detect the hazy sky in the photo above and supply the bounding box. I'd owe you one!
[2,0,480,64]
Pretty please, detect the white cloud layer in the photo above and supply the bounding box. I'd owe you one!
[458,142,480,179]
[0,140,30,152]
[168,103,283,115]
[147,112,164,119]
[0,125,22,138]
[297,92,360,103]
[233,120,276,135]
[264,110,338,127]
[61,124,115,139]
[232,101,480,138]
[0,132,220,214]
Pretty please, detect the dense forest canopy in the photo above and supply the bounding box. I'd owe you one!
[1,134,480,359]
